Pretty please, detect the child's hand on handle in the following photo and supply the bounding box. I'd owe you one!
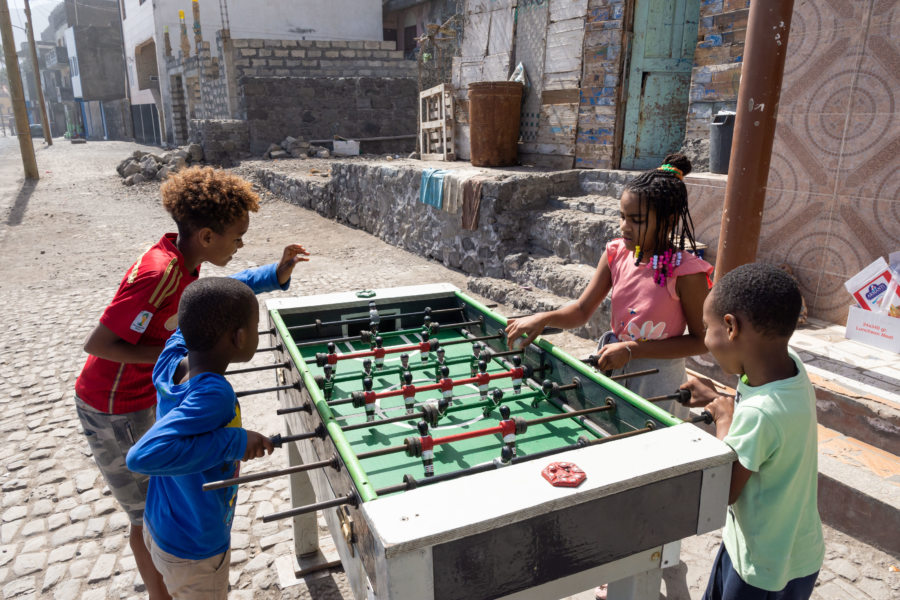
[242,430,275,461]
[680,375,723,407]
[505,313,551,350]
[704,395,735,440]
[276,244,311,285]
[594,341,636,371]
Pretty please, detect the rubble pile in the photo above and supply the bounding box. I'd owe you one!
[115,143,205,185]
[263,136,331,160]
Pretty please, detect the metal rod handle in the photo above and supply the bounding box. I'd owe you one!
[262,493,358,523]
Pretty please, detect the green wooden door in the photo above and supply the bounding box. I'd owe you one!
[621,0,700,170]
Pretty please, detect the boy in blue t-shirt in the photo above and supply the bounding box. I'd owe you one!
[683,263,824,600]
[127,277,275,599]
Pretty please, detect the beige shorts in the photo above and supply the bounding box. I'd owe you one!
[143,527,230,599]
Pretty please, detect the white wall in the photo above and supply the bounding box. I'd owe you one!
[150,0,383,43]
[121,0,156,105]
[64,28,81,99]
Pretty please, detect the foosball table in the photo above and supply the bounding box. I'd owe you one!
[210,284,735,600]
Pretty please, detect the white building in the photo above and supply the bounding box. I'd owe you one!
[120,0,384,145]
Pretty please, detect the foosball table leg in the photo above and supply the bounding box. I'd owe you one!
[605,540,680,600]
[286,441,320,557]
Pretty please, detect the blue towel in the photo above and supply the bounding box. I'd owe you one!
[419,168,449,209]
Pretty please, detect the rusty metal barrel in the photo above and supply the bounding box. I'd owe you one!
[467,81,523,167]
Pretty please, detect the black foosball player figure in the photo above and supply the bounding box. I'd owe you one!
[439,365,454,404]
[418,421,435,477]
[483,388,504,417]
[476,360,490,399]
[398,353,409,385]
[321,364,335,401]
[368,301,379,329]
[368,322,378,346]
[433,347,446,381]
[374,336,385,371]
[420,329,431,364]
[470,342,484,377]
[402,371,416,414]
[362,358,373,378]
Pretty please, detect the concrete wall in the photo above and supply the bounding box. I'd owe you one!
[242,76,418,155]
[70,25,126,102]
[121,0,157,106]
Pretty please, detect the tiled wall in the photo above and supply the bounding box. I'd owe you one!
[687,0,900,325]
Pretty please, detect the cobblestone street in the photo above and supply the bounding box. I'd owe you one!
[0,138,897,600]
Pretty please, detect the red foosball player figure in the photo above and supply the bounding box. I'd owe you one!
[418,421,435,477]
[499,405,518,457]
[374,336,385,370]
[401,371,416,414]
[477,360,490,399]
[439,365,454,403]
[359,377,376,422]
[511,355,524,394]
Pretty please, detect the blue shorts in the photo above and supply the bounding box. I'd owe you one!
[702,544,818,600]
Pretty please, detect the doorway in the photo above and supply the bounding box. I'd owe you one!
[620,0,700,170]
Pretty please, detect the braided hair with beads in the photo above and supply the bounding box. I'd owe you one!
[626,153,698,272]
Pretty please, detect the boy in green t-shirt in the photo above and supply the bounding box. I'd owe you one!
[683,263,824,599]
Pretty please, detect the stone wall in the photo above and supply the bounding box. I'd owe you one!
[242,77,418,155]
[189,119,250,166]
[254,163,584,278]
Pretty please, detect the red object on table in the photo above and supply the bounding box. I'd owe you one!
[541,462,587,488]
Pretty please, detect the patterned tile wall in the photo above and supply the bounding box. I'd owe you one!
[687,0,899,325]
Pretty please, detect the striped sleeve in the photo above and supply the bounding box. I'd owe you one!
[100,257,180,345]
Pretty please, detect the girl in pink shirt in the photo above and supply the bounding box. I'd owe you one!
[506,154,712,418]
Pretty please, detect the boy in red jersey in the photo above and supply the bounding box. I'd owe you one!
[74,166,308,599]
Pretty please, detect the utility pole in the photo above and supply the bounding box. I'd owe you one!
[714,1,795,280]
[24,0,51,144]
[0,0,39,179]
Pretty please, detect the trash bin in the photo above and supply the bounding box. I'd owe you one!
[709,111,735,174]
[468,81,524,167]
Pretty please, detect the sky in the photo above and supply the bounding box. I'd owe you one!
[8,0,59,49]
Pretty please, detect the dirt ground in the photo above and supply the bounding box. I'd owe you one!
[0,137,896,600]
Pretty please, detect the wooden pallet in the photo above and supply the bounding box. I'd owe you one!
[419,83,455,161]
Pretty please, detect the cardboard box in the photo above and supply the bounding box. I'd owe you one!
[845,306,900,353]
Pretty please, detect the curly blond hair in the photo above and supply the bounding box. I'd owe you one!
[161,166,260,234]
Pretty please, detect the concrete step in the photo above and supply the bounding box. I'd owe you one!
[576,168,637,198]
[548,193,620,216]
[467,276,610,342]
[502,254,597,301]
[526,207,619,268]
[816,424,900,556]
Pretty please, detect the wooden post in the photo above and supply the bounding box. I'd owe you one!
[23,0,50,144]
[713,1,795,280]
[0,0,39,179]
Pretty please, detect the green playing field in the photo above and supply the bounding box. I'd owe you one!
[299,327,608,493]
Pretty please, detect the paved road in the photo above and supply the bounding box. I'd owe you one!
[0,137,896,600]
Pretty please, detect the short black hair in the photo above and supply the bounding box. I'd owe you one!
[711,263,802,338]
[178,277,257,352]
